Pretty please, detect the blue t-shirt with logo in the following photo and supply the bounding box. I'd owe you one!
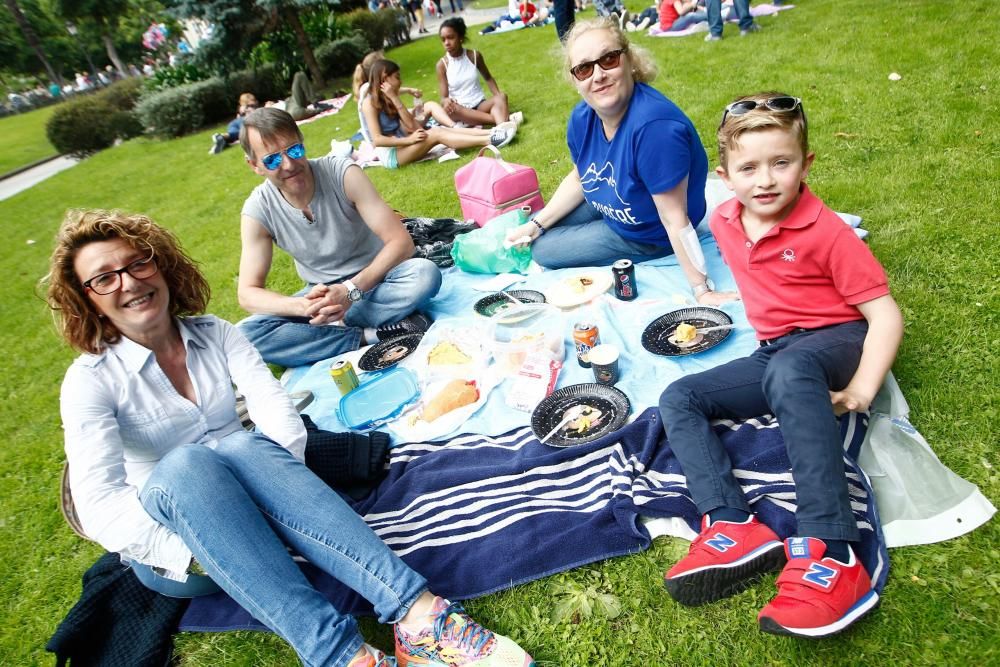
[566,82,708,247]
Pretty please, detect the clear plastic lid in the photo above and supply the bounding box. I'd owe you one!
[337,367,420,431]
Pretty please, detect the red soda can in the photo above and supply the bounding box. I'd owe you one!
[573,322,600,368]
[613,259,637,301]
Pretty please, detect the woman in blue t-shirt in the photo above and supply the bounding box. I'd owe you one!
[505,17,736,305]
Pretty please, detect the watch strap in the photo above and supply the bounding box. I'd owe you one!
[343,279,363,302]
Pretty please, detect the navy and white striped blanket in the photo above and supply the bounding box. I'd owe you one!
[179,407,887,631]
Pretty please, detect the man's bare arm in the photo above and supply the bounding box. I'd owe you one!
[237,214,313,317]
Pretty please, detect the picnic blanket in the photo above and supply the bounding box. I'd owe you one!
[295,94,352,125]
[648,3,794,37]
[179,407,887,631]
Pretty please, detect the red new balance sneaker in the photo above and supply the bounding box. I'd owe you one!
[758,537,879,638]
[664,515,786,606]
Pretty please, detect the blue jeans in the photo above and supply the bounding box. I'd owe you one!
[670,10,708,31]
[239,258,442,367]
[530,201,675,269]
[658,321,868,542]
[139,431,428,667]
[706,0,753,36]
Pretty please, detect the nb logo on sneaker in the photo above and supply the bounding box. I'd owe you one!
[803,563,838,589]
[788,537,810,558]
[705,533,737,553]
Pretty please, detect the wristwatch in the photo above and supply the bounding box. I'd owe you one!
[343,279,363,303]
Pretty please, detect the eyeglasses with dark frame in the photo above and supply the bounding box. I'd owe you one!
[569,48,627,82]
[719,96,806,129]
[261,142,306,171]
[83,254,158,295]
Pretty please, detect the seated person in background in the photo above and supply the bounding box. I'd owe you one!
[659,93,904,637]
[437,18,522,127]
[210,92,258,154]
[354,50,453,129]
[267,71,332,121]
[624,3,658,31]
[506,18,735,306]
[361,59,516,168]
[48,209,534,667]
[236,107,443,368]
[658,0,708,31]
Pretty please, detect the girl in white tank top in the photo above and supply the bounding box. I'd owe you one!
[435,17,518,128]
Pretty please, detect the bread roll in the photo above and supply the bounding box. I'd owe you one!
[423,379,479,422]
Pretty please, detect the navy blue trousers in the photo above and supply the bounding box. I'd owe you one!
[659,320,868,542]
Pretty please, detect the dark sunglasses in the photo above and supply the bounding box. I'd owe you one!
[719,96,805,128]
[261,142,306,171]
[569,48,626,82]
[83,254,158,295]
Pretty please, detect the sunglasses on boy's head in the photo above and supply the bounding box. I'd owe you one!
[719,96,805,128]
[261,142,306,171]
[569,48,626,82]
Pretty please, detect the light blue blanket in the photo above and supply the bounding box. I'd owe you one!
[288,228,760,442]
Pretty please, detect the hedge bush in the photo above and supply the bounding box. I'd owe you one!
[45,79,145,156]
[315,34,369,79]
[135,64,289,138]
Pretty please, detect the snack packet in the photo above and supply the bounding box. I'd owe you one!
[506,352,562,412]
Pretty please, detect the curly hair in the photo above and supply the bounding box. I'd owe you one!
[44,210,210,354]
[562,17,657,85]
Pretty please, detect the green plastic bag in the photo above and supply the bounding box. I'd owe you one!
[450,207,533,274]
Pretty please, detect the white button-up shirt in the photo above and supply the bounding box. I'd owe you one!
[60,315,307,577]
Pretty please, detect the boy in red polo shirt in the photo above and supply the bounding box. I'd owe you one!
[658,92,903,637]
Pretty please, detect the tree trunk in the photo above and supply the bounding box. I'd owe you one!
[100,30,130,77]
[283,7,324,89]
[4,0,64,87]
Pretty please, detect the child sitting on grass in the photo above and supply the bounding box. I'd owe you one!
[361,59,516,168]
[659,92,904,637]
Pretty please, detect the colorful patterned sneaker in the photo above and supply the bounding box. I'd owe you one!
[664,515,785,606]
[758,537,879,638]
[394,597,534,667]
[349,643,398,667]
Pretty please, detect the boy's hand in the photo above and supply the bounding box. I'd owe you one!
[829,387,874,416]
[696,289,740,306]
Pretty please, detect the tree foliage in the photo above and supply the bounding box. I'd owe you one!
[165,0,343,84]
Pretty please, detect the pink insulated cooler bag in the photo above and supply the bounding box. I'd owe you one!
[454,145,545,226]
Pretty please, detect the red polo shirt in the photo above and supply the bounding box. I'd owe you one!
[710,185,890,340]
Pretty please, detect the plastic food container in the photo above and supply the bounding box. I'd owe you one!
[490,304,565,376]
[336,367,419,431]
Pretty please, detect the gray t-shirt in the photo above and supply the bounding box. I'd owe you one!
[241,156,384,284]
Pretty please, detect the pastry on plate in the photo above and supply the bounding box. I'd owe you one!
[422,379,479,422]
[428,341,472,366]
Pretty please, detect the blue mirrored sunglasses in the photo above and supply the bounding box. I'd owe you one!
[261,142,306,170]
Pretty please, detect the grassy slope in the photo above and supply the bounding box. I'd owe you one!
[0,105,59,175]
[1,0,998,664]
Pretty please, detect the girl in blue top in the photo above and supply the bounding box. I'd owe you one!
[361,59,516,169]
[506,17,736,306]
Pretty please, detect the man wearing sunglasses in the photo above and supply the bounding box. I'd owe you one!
[235,107,442,368]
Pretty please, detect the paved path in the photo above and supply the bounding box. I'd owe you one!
[408,5,506,39]
[0,155,79,202]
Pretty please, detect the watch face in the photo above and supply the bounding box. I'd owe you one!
[349,288,362,302]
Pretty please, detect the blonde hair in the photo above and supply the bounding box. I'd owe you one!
[562,17,657,85]
[717,91,808,171]
[352,50,386,98]
[44,210,210,354]
[238,92,258,107]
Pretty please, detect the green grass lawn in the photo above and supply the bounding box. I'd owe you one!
[2,0,998,664]
[0,105,59,175]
